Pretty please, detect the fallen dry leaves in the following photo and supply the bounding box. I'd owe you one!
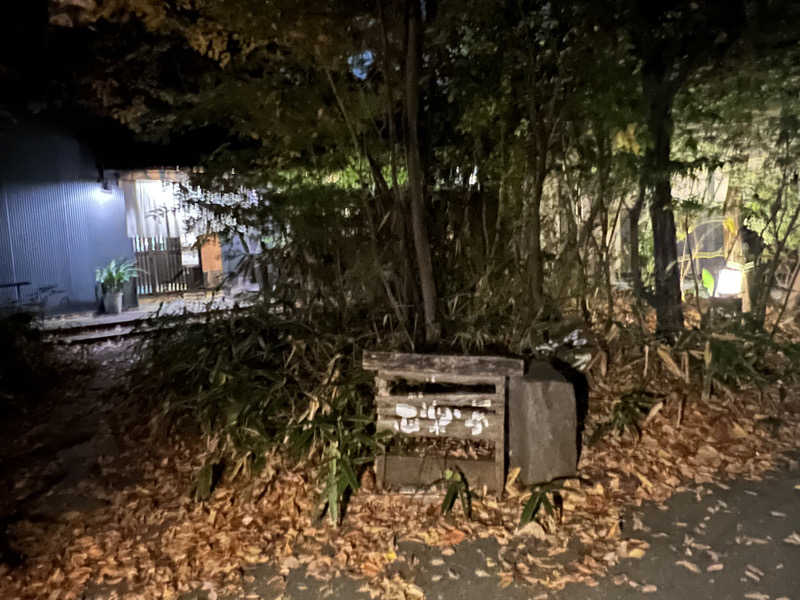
[2,328,800,600]
[783,532,800,545]
[675,559,701,574]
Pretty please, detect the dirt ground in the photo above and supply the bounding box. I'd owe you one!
[1,339,799,600]
[0,341,133,566]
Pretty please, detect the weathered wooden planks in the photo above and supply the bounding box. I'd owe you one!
[134,236,187,295]
[371,370,506,385]
[364,352,517,493]
[376,393,503,409]
[363,351,523,378]
[376,455,499,491]
[376,414,502,440]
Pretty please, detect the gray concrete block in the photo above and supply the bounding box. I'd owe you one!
[508,362,577,485]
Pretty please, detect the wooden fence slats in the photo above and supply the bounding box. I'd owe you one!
[134,236,188,296]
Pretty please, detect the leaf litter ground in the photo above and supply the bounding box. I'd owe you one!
[2,333,800,600]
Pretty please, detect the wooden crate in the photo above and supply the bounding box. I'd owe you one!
[362,351,524,493]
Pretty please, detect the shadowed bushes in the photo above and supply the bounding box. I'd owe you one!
[132,305,385,524]
[0,313,60,413]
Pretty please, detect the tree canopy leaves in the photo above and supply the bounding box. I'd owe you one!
[26,0,800,340]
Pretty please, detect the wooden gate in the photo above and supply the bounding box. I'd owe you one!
[133,236,188,295]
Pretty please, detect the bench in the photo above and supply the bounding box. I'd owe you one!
[363,351,524,493]
[0,281,31,305]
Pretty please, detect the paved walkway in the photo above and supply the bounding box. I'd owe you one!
[35,294,255,343]
[550,453,800,600]
[253,454,800,600]
[39,294,247,332]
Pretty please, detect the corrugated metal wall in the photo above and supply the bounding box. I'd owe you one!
[0,126,133,308]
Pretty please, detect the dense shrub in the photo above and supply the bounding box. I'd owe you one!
[133,306,384,524]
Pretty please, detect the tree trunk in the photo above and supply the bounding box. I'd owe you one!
[594,132,616,325]
[258,237,271,303]
[404,0,439,344]
[528,182,544,309]
[647,87,683,336]
[754,176,800,327]
[629,174,645,298]
[527,155,547,314]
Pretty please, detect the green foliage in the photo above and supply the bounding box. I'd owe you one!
[95,258,138,293]
[43,0,800,345]
[520,478,567,528]
[192,458,221,502]
[440,467,472,519]
[590,391,656,444]
[679,319,800,388]
[701,268,715,297]
[133,305,384,525]
[316,386,380,525]
[708,335,760,385]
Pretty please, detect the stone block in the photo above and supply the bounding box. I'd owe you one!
[508,361,577,485]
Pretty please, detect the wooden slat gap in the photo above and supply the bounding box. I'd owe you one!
[376,370,506,387]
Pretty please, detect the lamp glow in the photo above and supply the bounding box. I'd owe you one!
[716,268,743,296]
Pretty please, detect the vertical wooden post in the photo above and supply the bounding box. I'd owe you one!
[374,374,389,490]
[494,376,506,494]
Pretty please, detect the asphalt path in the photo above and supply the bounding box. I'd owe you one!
[551,452,800,600]
[247,452,800,600]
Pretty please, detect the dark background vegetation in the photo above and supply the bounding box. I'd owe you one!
[4,0,800,525]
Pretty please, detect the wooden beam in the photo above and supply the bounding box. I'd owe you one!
[376,393,503,410]
[363,351,523,378]
[376,370,507,386]
[376,406,499,420]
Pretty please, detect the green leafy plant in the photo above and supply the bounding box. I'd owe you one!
[590,391,657,444]
[192,458,224,502]
[131,305,384,526]
[520,478,568,527]
[95,258,138,293]
[314,380,383,525]
[677,318,800,390]
[440,467,472,519]
[701,268,715,297]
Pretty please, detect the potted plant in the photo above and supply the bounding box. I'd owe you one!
[95,258,137,314]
